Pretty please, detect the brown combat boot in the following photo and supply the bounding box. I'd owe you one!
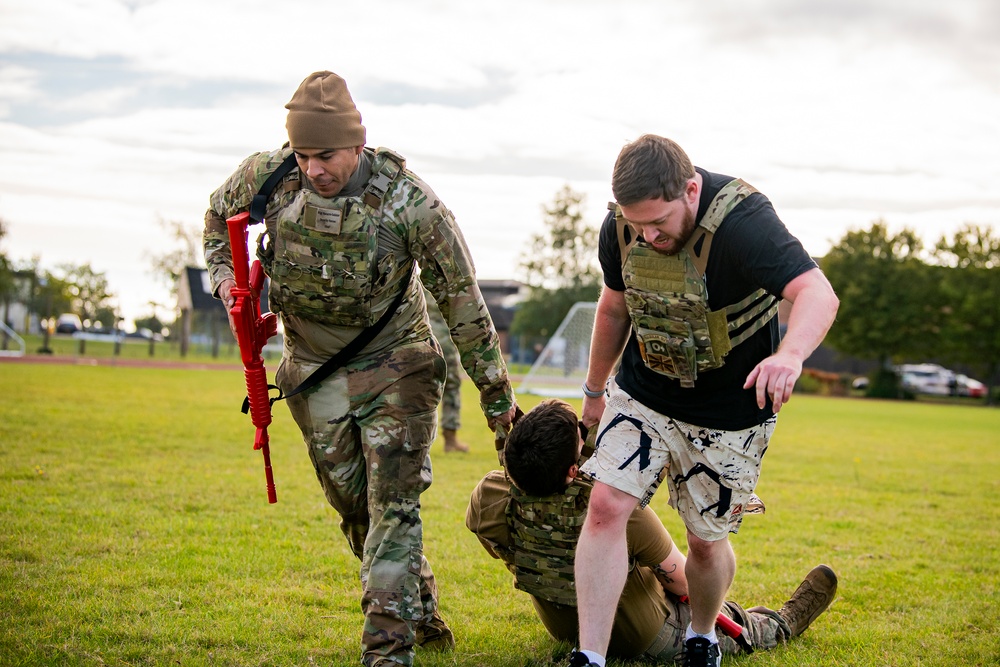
[415,610,455,651]
[776,564,838,637]
[443,428,469,453]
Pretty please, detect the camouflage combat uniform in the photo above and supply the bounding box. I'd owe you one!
[425,292,462,432]
[467,470,792,661]
[205,146,514,667]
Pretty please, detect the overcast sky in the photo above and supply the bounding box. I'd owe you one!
[1,0,998,324]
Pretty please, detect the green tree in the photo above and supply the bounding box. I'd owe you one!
[57,262,114,326]
[147,217,205,289]
[35,268,73,327]
[518,185,601,290]
[0,218,14,322]
[0,218,18,348]
[510,186,601,348]
[146,218,204,335]
[134,314,167,335]
[933,223,1000,403]
[821,220,944,397]
[93,304,121,331]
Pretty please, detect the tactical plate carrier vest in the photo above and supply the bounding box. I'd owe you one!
[260,148,410,327]
[613,179,779,387]
[506,479,592,607]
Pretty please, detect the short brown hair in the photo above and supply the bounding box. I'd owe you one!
[504,399,579,496]
[611,134,694,205]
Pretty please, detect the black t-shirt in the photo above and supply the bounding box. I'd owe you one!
[599,168,817,430]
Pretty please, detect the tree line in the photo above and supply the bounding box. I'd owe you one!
[0,217,118,331]
[4,197,998,404]
[0,218,197,335]
[822,220,999,400]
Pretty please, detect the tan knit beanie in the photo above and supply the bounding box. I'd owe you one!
[285,71,366,149]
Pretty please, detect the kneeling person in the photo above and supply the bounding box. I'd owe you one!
[466,399,837,663]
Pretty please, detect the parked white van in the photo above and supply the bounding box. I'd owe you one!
[896,363,956,396]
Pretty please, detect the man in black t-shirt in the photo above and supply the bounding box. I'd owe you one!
[569,135,839,667]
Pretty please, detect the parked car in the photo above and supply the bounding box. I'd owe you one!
[55,313,83,334]
[125,328,164,342]
[955,374,987,398]
[896,363,956,396]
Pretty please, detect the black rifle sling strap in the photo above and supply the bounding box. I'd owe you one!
[240,268,412,414]
[240,151,413,411]
[250,153,298,224]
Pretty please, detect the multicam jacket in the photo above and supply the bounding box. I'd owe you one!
[204,145,513,417]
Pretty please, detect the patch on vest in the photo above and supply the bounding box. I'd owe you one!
[304,205,342,233]
[635,324,697,386]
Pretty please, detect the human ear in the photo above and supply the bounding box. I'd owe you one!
[565,463,579,485]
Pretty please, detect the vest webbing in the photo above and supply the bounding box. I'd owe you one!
[260,147,409,327]
[247,148,413,401]
[250,153,298,223]
[506,481,591,607]
[613,178,758,277]
[252,148,404,220]
[611,179,779,384]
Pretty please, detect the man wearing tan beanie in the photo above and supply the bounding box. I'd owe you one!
[204,71,518,667]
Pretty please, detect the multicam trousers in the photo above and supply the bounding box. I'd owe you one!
[278,338,446,667]
[643,599,792,662]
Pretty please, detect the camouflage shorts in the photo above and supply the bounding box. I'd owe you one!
[581,379,775,541]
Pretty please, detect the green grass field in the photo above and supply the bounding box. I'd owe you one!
[1,361,998,666]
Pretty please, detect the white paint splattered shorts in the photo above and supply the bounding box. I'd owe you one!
[581,379,776,541]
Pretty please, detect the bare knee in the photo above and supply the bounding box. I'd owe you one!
[585,483,637,533]
[686,531,729,560]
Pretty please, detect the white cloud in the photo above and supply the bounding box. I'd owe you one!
[1,0,999,323]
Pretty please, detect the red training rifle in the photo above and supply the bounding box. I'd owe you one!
[226,211,279,503]
[680,595,751,651]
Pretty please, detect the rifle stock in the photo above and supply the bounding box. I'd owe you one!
[226,212,278,504]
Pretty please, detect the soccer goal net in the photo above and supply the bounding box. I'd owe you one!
[518,301,597,398]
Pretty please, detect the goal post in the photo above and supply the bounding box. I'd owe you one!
[518,301,597,398]
[0,321,25,357]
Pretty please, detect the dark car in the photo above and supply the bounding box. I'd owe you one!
[55,314,83,334]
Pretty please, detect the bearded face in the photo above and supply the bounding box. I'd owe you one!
[619,194,698,256]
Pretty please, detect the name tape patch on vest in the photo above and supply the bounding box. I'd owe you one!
[304,205,343,234]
